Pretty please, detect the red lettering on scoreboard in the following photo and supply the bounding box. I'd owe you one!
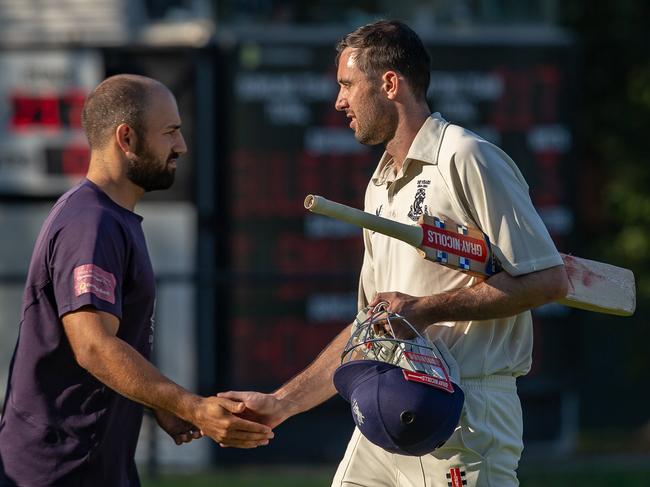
[531,152,562,206]
[232,149,373,218]
[10,90,86,130]
[489,65,562,132]
[232,317,342,385]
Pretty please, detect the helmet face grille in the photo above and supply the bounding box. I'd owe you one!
[341,303,451,384]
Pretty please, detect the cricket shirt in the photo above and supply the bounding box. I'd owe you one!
[0,179,155,486]
[358,113,564,378]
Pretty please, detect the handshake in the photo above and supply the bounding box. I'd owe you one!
[155,390,293,449]
[155,301,464,455]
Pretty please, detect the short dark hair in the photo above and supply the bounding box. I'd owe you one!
[81,74,163,150]
[336,20,431,100]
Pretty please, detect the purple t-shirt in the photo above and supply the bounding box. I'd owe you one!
[0,179,155,486]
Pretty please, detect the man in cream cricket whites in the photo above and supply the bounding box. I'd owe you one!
[219,20,568,487]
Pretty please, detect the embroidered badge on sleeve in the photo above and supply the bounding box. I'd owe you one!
[73,264,117,304]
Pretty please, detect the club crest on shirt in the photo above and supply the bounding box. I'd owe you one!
[407,180,430,221]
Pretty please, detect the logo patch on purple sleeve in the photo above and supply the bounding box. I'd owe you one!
[73,264,116,304]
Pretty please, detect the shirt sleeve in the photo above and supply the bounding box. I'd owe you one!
[447,136,564,276]
[48,210,127,319]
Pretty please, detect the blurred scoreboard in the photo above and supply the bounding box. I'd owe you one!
[223,34,577,392]
[0,51,102,196]
[224,41,372,389]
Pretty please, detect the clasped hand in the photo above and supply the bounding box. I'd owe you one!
[156,396,275,449]
[368,292,434,338]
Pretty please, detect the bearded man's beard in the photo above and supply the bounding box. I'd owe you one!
[126,141,178,192]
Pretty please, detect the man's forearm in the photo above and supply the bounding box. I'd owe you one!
[426,265,568,322]
[78,334,200,423]
[372,265,568,329]
[64,309,274,448]
[273,324,352,417]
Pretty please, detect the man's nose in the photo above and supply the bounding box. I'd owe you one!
[176,133,187,155]
[335,92,347,111]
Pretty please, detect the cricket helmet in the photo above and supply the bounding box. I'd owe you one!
[333,304,464,456]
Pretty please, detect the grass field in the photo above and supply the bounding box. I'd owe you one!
[141,459,650,487]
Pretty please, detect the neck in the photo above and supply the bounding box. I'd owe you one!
[385,106,430,173]
[86,152,144,212]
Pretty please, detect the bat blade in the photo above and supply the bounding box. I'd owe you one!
[559,255,636,316]
[304,194,636,317]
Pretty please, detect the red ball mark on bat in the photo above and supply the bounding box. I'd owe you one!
[563,255,598,289]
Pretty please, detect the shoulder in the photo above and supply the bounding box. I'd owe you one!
[440,125,521,178]
[435,125,529,207]
[50,188,128,242]
[441,125,490,164]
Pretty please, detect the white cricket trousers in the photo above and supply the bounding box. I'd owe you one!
[331,375,523,487]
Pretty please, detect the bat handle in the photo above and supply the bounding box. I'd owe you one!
[304,194,423,248]
[304,194,317,210]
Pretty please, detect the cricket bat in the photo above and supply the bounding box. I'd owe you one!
[304,194,636,317]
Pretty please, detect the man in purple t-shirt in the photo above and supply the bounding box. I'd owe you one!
[0,75,273,486]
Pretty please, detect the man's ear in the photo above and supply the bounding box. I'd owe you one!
[115,123,138,158]
[382,71,400,100]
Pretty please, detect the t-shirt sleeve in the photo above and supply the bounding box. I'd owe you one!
[447,137,564,276]
[48,211,127,319]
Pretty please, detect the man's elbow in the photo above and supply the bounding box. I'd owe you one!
[71,340,106,373]
[72,344,94,371]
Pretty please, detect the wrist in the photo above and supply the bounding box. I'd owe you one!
[175,393,204,425]
[272,389,301,419]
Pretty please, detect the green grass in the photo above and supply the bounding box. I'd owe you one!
[142,469,331,487]
[518,470,650,487]
[142,462,650,487]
